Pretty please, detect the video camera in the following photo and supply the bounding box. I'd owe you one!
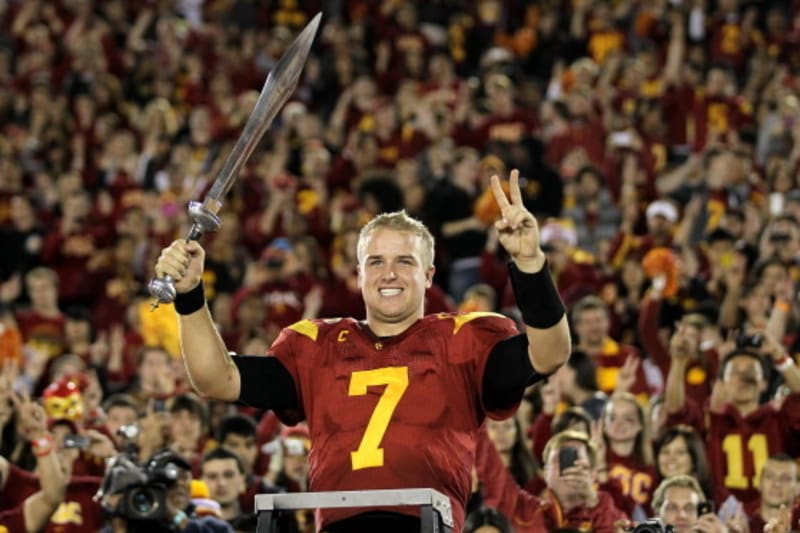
[97,447,187,526]
[627,519,674,533]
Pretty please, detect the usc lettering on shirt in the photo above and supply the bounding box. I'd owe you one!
[609,464,655,505]
[50,501,83,525]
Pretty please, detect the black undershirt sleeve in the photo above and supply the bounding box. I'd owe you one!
[232,355,300,412]
[482,334,547,412]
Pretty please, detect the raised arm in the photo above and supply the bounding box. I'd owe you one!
[13,396,67,533]
[663,322,695,414]
[154,240,241,401]
[490,170,571,374]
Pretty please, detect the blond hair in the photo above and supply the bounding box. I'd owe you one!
[652,475,705,512]
[542,429,598,468]
[25,266,58,287]
[357,210,435,269]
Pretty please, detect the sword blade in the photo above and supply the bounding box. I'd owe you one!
[204,12,322,213]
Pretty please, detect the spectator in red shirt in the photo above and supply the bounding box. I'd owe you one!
[16,266,66,359]
[648,475,731,533]
[749,454,800,533]
[475,427,626,533]
[600,393,658,516]
[572,295,654,399]
[664,332,800,512]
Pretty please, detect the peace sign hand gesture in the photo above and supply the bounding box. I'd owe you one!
[490,169,545,273]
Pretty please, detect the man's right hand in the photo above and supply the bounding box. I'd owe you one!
[669,321,697,361]
[154,240,206,294]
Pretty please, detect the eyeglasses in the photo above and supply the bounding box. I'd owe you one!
[662,503,698,515]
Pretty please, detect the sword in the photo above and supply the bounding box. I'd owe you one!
[148,12,322,307]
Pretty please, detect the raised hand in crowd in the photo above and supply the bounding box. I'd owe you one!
[764,505,792,533]
[614,355,640,395]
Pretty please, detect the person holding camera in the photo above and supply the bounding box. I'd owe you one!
[642,475,727,533]
[153,172,571,532]
[99,449,233,533]
[664,324,800,513]
[475,427,626,532]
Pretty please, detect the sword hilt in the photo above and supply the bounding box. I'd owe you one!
[147,201,222,309]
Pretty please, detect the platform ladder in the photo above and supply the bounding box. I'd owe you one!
[254,488,454,533]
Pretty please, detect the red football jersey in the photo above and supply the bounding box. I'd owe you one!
[0,506,26,532]
[669,395,800,511]
[45,477,103,533]
[268,312,522,531]
[605,449,657,513]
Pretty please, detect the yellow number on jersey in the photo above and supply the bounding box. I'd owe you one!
[348,367,409,470]
[722,433,769,489]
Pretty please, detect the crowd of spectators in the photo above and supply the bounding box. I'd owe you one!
[1,0,800,531]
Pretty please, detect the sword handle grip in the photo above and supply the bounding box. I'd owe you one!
[147,222,206,309]
[148,275,178,307]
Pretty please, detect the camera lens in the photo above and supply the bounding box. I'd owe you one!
[130,488,157,514]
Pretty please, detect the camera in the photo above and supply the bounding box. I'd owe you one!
[98,450,186,525]
[769,231,791,243]
[63,434,91,449]
[628,518,674,533]
[117,482,169,522]
[736,333,763,349]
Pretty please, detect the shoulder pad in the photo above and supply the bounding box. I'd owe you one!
[285,317,355,343]
[434,311,509,335]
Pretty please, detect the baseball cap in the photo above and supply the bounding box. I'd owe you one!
[646,200,678,223]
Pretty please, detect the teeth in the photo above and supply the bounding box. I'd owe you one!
[380,289,402,296]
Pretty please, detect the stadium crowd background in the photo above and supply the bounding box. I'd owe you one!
[1,0,800,531]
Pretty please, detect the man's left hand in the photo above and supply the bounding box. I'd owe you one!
[490,169,545,273]
[694,513,729,533]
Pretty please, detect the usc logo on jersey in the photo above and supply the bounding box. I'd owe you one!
[338,330,349,343]
[609,465,654,504]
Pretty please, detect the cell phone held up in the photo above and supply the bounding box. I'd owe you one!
[559,445,579,474]
[63,434,91,449]
[697,501,715,517]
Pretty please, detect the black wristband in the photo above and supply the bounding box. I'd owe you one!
[174,281,206,315]
[508,261,566,329]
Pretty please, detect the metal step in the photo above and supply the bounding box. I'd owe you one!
[254,488,453,533]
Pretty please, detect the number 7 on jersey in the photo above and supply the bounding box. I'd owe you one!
[348,367,409,470]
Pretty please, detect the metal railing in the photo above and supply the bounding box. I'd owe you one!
[254,488,454,533]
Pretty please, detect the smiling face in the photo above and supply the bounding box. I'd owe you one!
[357,227,433,336]
[604,397,643,443]
[658,435,693,478]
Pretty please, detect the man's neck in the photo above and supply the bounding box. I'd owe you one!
[34,305,61,319]
[221,500,242,521]
[734,400,759,418]
[579,338,605,353]
[364,313,422,338]
[760,502,786,522]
